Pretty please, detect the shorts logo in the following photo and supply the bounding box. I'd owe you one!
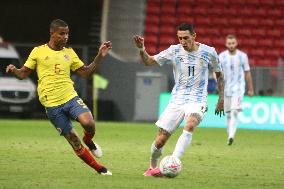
[77,99,88,109]
[56,128,62,134]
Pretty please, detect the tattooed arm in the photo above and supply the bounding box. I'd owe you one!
[133,35,158,66]
[215,71,225,117]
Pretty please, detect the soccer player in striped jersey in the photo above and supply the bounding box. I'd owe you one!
[6,19,112,175]
[133,23,225,177]
[219,34,254,145]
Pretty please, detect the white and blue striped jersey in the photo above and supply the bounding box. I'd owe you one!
[153,43,222,105]
[219,50,250,97]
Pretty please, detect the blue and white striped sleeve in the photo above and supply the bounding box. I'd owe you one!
[243,53,250,71]
[153,45,174,66]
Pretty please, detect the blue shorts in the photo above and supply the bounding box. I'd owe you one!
[46,96,90,136]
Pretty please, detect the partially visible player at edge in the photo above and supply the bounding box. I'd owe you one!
[133,23,225,177]
[219,34,254,145]
[6,19,112,175]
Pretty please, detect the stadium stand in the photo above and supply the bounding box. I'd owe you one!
[144,0,284,66]
[102,0,145,62]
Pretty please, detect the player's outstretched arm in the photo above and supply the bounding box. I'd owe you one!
[245,71,254,97]
[215,71,225,117]
[75,41,112,78]
[133,35,158,66]
[6,65,32,80]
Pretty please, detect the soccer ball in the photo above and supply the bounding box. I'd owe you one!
[159,155,182,178]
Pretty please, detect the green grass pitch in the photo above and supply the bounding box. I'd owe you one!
[0,120,283,189]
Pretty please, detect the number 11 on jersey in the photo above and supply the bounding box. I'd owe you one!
[188,66,195,77]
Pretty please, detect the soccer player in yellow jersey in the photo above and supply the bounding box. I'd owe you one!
[6,19,112,175]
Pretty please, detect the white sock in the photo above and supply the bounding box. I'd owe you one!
[172,130,192,159]
[150,141,163,168]
[228,110,238,139]
[226,112,231,137]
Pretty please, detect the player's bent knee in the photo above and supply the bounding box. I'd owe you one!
[81,119,95,127]
[81,119,96,132]
[185,114,201,131]
[156,135,169,148]
[232,109,238,117]
[155,139,165,149]
[184,121,197,132]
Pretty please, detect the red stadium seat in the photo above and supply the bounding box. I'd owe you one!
[177,16,195,24]
[194,17,211,26]
[241,47,250,55]
[195,0,212,5]
[211,37,225,47]
[177,0,195,6]
[237,28,252,37]
[159,34,177,46]
[144,25,159,35]
[239,38,258,47]
[161,5,176,14]
[176,6,192,15]
[208,6,224,16]
[249,49,265,58]
[266,49,280,59]
[196,27,206,35]
[274,0,284,7]
[221,28,236,35]
[145,45,158,55]
[252,8,267,17]
[159,25,176,35]
[199,37,212,45]
[212,17,229,26]
[243,18,259,27]
[258,39,273,47]
[275,19,284,27]
[274,40,284,48]
[163,0,178,4]
[144,34,159,44]
[144,15,160,25]
[144,0,283,67]
[251,28,266,37]
[267,30,281,38]
[267,9,282,18]
[230,18,243,26]
[246,0,260,6]
[192,7,208,16]
[215,47,225,53]
[146,3,161,15]
[160,15,176,25]
[177,16,194,24]
[147,0,161,7]
[259,19,274,27]
[206,28,221,36]
[259,0,275,7]
[222,8,238,16]
[239,8,252,17]
[213,0,229,5]
[230,0,246,6]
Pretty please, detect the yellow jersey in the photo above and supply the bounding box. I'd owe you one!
[24,44,84,107]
